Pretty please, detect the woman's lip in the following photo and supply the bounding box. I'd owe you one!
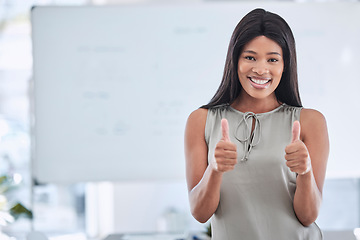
[248,76,271,81]
[248,77,271,89]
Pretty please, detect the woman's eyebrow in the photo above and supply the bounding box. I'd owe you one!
[243,50,257,54]
[267,51,282,56]
[243,50,281,56]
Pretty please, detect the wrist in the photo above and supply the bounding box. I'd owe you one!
[300,165,312,176]
[209,161,224,177]
[297,167,313,181]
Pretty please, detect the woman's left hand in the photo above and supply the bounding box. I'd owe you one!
[285,121,312,175]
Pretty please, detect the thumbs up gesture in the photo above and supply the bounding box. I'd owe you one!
[285,121,312,175]
[212,119,238,173]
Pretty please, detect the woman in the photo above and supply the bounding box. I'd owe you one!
[184,8,329,239]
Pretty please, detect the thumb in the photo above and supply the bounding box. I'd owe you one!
[221,118,230,142]
[291,120,301,143]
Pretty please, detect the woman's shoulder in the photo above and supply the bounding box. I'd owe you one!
[282,104,325,122]
[188,104,229,120]
[188,107,208,120]
[186,108,208,131]
[300,108,326,123]
[299,108,328,139]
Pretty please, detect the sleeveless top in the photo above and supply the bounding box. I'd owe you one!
[205,103,322,240]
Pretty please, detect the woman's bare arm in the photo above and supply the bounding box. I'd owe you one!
[286,109,329,226]
[185,109,237,223]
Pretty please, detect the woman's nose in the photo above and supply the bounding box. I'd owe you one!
[252,63,269,75]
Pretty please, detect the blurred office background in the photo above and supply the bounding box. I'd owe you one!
[0,0,359,239]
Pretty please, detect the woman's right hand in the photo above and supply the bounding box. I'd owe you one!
[211,119,238,173]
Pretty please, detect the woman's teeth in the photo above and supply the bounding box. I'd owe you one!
[250,77,270,85]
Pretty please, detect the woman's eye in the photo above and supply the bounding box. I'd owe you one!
[268,58,278,62]
[245,56,255,61]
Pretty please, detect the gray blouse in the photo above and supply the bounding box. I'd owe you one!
[205,103,322,240]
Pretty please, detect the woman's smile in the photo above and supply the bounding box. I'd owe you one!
[248,76,272,89]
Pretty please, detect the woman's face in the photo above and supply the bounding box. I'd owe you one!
[237,35,284,101]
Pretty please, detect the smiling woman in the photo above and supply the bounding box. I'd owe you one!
[185,8,329,240]
[237,36,284,102]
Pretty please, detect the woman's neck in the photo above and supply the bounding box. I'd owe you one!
[231,93,281,114]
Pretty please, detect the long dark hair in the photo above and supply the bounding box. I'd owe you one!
[201,8,302,109]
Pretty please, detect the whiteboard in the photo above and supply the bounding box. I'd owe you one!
[31,2,360,183]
